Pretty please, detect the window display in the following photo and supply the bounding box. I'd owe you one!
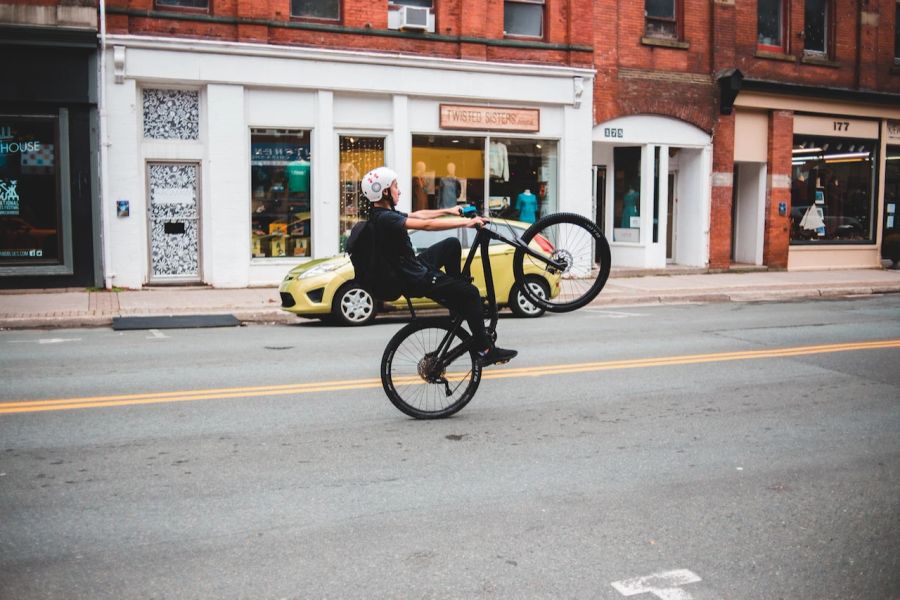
[412,135,484,213]
[339,136,384,252]
[487,138,557,223]
[790,135,876,243]
[613,146,642,243]
[0,116,61,265]
[250,129,311,258]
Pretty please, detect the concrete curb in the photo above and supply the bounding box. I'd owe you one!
[2,284,897,329]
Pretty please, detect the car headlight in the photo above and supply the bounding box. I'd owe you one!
[298,261,346,279]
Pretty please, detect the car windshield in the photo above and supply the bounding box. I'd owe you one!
[408,228,458,253]
[460,221,524,247]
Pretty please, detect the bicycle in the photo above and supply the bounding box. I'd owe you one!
[380,212,611,419]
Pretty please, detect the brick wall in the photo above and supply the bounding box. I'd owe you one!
[763,110,793,268]
[593,0,717,132]
[709,113,735,269]
[733,0,900,94]
[105,0,593,68]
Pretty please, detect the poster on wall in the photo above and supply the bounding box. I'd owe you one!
[0,117,60,264]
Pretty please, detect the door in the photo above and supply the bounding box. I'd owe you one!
[147,162,201,283]
[593,165,606,261]
[666,172,676,261]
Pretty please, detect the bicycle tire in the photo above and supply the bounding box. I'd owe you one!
[381,318,482,419]
[512,212,611,313]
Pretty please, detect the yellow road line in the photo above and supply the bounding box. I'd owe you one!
[2,339,898,415]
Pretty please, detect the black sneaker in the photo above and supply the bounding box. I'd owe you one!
[477,346,518,367]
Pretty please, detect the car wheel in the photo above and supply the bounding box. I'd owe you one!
[332,282,377,326]
[509,277,548,318]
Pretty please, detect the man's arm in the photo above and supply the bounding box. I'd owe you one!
[408,206,462,220]
[405,214,488,231]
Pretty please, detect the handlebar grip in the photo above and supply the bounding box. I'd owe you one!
[461,205,478,218]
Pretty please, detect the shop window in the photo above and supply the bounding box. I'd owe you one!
[411,135,485,213]
[486,138,557,223]
[790,136,876,243]
[613,147,642,243]
[155,0,208,9]
[645,0,678,39]
[504,0,544,38]
[292,0,339,20]
[0,115,64,267]
[757,0,786,52]
[803,0,831,56]
[250,129,311,259]
[339,136,385,252]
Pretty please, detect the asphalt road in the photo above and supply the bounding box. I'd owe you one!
[1,297,899,599]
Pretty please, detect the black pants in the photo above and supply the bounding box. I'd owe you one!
[416,237,489,350]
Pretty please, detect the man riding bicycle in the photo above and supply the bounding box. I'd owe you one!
[361,166,517,367]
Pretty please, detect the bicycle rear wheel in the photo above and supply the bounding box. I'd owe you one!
[512,212,611,312]
[381,319,482,419]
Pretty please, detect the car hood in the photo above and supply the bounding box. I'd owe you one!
[286,255,350,276]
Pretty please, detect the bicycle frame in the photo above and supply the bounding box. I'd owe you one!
[425,224,568,377]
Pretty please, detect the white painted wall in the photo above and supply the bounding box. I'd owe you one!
[733,162,766,265]
[101,36,594,288]
[592,116,711,269]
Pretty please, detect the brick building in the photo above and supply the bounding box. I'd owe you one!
[592,0,900,272]
[0,2,101,289]
[98,0,595,288]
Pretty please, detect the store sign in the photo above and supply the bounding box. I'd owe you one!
[793,115,879,139]
[440,104,540,133]
[887,121,900,143]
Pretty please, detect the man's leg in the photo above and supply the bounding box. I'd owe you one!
[417,237,461,277]
[427,276,516,366]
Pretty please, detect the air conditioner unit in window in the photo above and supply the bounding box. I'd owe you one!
[398,5,429,31]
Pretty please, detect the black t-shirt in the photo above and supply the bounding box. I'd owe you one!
[370,207,433,292]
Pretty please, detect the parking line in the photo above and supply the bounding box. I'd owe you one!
[1,339,898,415]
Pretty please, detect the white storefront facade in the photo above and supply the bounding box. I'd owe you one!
[100,36,595,289]
[592,115,713,270]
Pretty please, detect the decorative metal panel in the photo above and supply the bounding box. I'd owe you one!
[148,163,199,280]
[143,89,200,140]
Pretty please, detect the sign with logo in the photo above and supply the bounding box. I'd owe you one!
[440,104,540,133]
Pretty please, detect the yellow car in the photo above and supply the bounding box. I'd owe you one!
[279,218,559,325]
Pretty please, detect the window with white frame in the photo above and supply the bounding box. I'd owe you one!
[803,0,830,55]
[504,0,544,38]
[645,0,678,39]
[292,0,339,20]
[758,0,786,51]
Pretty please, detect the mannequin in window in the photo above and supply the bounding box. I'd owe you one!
[621,183,639,228]
[412,160,429,212]
[438,162,461,209]
[516,188,538,224]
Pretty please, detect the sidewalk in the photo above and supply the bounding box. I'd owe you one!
[1,267,899,329]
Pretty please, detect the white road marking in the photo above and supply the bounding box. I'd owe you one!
[147,329,168,339]
[584,309,644,318]
[8,337,82,345]
[612,569,702,599]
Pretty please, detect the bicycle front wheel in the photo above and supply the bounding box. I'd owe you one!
[512,212,611,312]
[381,319,482,419]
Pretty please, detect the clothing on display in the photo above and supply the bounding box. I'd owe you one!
[438,176,461,208]
[621,188,639,228]
[515,189,538,223]
[489,141,509,181]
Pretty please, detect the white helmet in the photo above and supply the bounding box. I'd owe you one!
[361,166,398,202]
